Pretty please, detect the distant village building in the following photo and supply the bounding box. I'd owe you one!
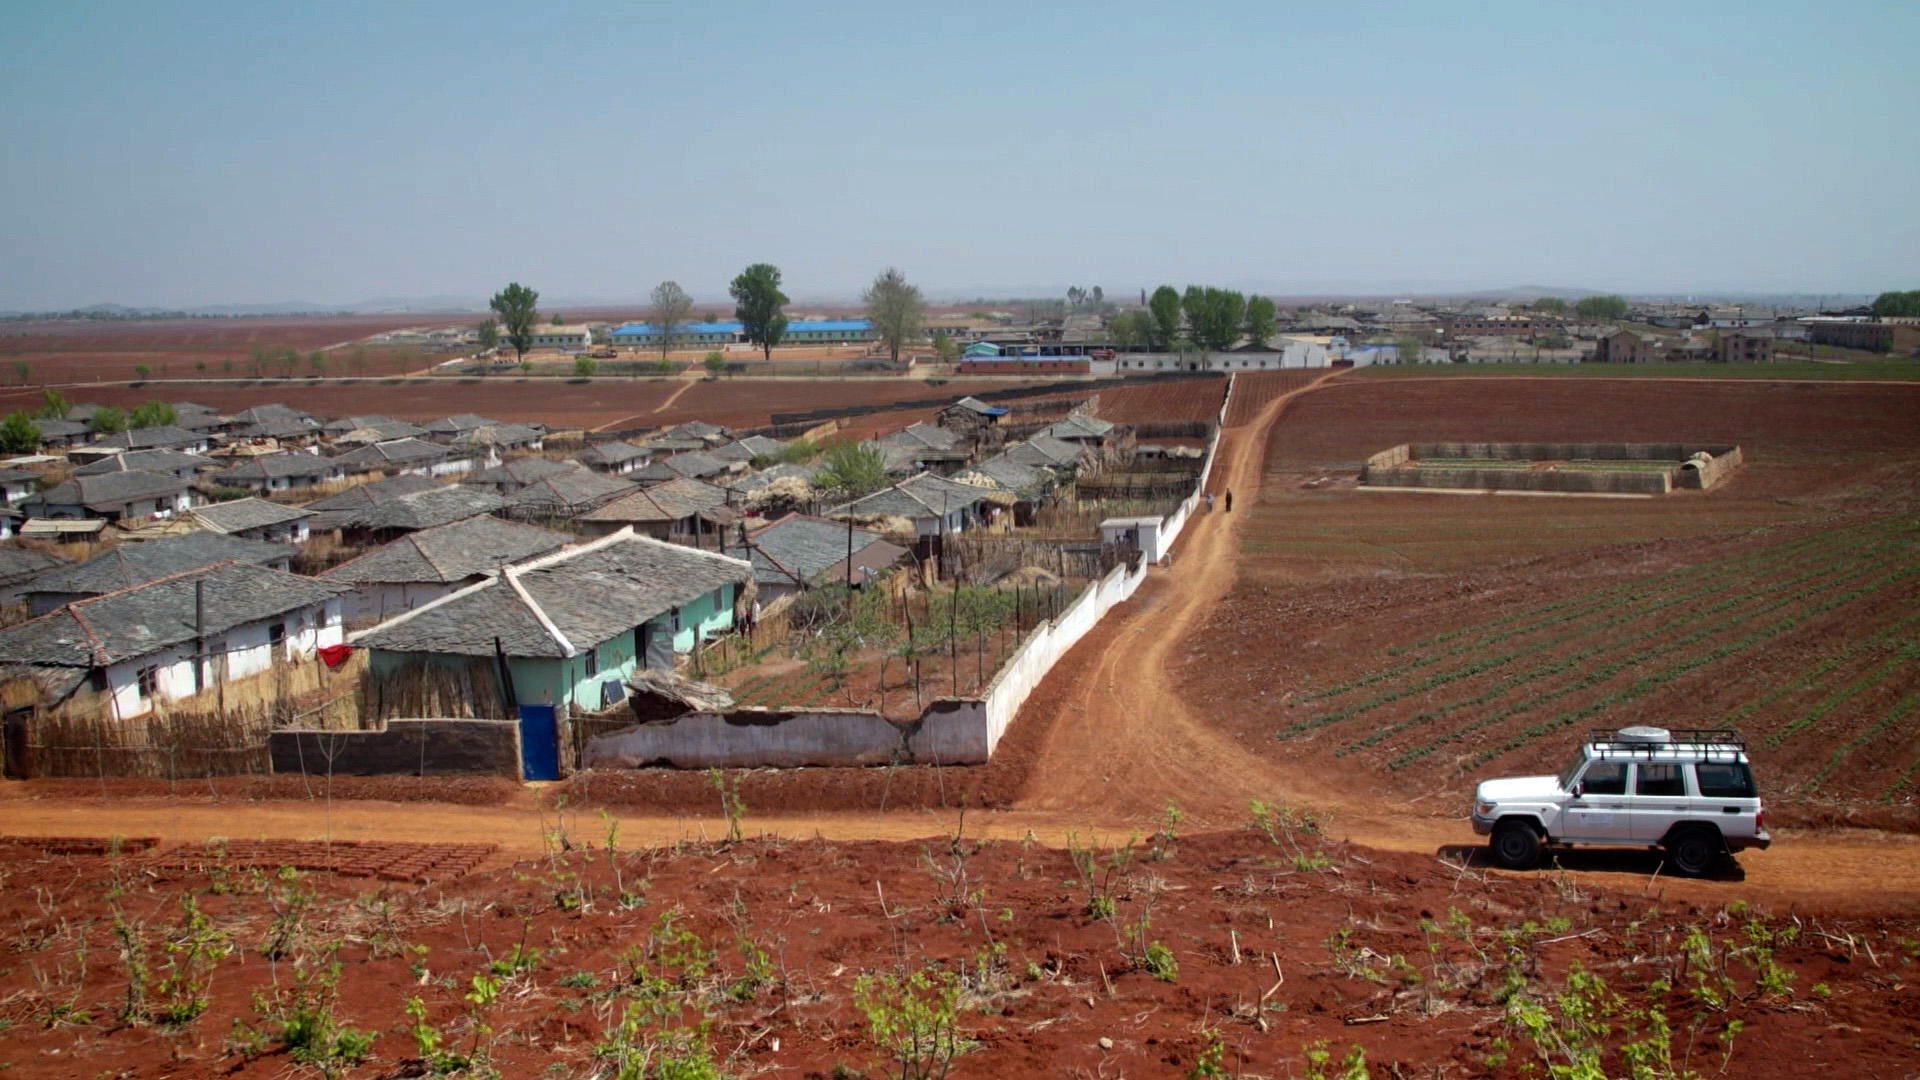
[1591,330,1657,364]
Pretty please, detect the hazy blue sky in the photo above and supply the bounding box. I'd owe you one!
[3,0,1914,309]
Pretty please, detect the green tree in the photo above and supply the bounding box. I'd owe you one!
[1869,290,1920,318]
[309,350,327,375]
[551,312,564,325]
[1244,295,1277,349]
[89,406,128,434]
[1573,295,1628,320]
[1395,334,1426,364]
[0,412,39,454]
[129,400,178,429]
[1147,286,1182,349]
[33,389,69,419]
[1106,309,1152,350]
[650,280,694,359]
[729,262,790,362]
[278,348,299,378]
[816,441,890,499]
[1529,297,1570,314]
[476,319,500,354]
[489,282,541,362]
[703,351,727,377]
[248,346,270,378]
[12,361,30,386]
[574,355,599,377]
[931,331,958,361]
[1182,286,1247,350]
[863,267,925,367]
[133,363,151,380]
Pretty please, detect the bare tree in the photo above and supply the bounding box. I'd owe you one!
[863,267,924,367]
[650,280,694,359]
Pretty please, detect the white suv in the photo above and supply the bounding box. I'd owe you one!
[1470,727,1770,875]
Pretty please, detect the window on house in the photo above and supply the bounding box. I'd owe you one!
[136,666,159,700]
[269,622,286,648]
[669,607,681,632]
[584,648,599,677]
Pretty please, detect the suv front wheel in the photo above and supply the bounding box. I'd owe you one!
[1490,819,1543,870]
[1663,825,1725,877]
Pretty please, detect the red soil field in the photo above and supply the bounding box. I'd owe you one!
[2,828,1913,1079]
[0,315,446,383]
[1096,375,1227,423]
[1224,369,1325,426]
[1174,377,1920,822]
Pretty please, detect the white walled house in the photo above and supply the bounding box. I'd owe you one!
[213,452,345,494]
[21,470,194,522]
[0,562,346,720]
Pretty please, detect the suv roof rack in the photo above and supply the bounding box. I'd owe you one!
[1586,728,1747,758]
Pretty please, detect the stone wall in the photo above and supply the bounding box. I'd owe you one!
[270,719,522,778]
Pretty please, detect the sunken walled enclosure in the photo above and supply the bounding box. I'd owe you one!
[1360,442,1742,495]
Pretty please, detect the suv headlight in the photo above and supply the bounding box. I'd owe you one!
[1476,802,1496,818]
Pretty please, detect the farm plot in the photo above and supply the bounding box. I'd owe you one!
[0,314,438,383]
[1224,369,1325,426]
[1272,515,1920,804]
[1096,375,1227,423]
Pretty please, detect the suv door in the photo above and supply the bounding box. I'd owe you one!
[1563,760,1635,841]
[1627,760,1693,842]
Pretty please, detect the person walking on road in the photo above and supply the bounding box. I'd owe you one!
[1205,492,1215,512]
[1225,489,1233,512]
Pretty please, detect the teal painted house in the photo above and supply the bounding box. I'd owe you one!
[351,529,750,714]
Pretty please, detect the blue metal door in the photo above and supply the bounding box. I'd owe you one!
[517,705,559,781]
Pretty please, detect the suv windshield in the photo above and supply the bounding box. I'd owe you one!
[1556,749,1588,791]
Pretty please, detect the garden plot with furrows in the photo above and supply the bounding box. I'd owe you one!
[1185,514,1920,816]
[1,821,1916,1078]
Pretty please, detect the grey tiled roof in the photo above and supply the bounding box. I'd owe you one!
[29,470,186,510]
[87,426,203,451]
[354,533,750,658]
[229,404,314,425]
[577,441,650,467]
[447,422,542,449]
[739,515,883,584]
[25,532,296,598]
[0,546,63,585]
[834,472,987,519]
[661,450,730,479]
[959,455,1050,493]
[880,422,962,451]
[320,414,400,434]
[423,414,500,435]
[214,453,340,484]
[466,458,580,487]
[1001,434,1086,469]
[73,450,217,477]
[578,477,727,524]
[30,419,89,439]
[505,470,637,515]
[233,417,320,440]
[354,486,507,533]
[1043,414,1115,440]
[0,562,345,668]
[661,420,729,442]
[302,475,438,512]
[709,435,787,463]
[189,498,313,534]
[332,438,451,471]
[322,515,569,585]
[330,420,430,445]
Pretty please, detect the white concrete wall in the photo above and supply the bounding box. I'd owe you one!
[96,598,341,717]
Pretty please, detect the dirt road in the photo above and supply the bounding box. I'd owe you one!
[8,369,1918,911]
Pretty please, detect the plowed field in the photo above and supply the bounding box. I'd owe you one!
[1176,377,1920,820]
[0,315,440,382]
[1095,375,1227,422]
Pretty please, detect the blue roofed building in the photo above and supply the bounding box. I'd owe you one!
[608,318,878,348]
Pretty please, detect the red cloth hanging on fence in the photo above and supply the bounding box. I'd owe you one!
[317,644,354,669]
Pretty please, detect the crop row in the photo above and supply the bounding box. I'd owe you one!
[1379,550,1918,771]
[1761,637,1920,750]
[1331,520,1888,699]
[1722,609,1920,730]
[1453,563,1920,772]
[1809,691,1919,794]
[1297,524,1910,748]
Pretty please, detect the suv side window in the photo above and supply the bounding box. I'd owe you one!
[1695,762,1756,798]
[1636,762,1687,797]
[1578,761,1628,795]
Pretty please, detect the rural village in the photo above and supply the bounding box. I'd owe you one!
[2,3,1918,1075]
